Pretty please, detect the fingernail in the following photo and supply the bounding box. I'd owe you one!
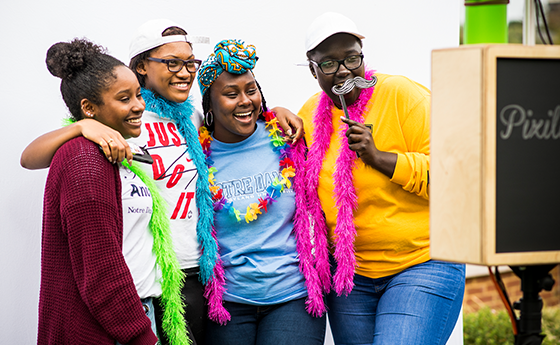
[287,129,292,136]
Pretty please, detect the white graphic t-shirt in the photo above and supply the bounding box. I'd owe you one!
[127,109,203,269]
[119,164,162,298]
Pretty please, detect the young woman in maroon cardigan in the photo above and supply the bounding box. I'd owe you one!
[38,39,164,345]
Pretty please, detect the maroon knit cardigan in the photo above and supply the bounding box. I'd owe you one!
[38,137,157,345]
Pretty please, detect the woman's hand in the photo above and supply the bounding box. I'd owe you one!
[341,116,397,178]
[78,119,132,164]
[271,106,304,144]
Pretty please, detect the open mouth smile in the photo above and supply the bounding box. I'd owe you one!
[126,117,142,126]
[170,82,190,90]
[233,111,253,122]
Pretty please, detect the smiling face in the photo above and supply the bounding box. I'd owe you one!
[138,42,195,103]
[209,71,262,143]
[94,66,145,139]
[307,33,365,107]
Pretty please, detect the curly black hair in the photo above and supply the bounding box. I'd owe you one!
[46,38,124,121]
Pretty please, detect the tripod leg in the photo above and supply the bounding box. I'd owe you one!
[511,265,557,345]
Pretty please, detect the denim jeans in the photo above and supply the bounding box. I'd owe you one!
[326,260,465,345]
[116,297,158,345]
[205,297,326,345]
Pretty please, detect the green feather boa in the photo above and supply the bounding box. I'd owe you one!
[123,160,191,345]
[63,118,192,343]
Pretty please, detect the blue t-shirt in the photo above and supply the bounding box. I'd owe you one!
[210,120,307,305]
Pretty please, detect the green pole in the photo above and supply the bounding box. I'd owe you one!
[464,0,509,44]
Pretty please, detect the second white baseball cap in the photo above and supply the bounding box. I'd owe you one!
[305,12,365,52]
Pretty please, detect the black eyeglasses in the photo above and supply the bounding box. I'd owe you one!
[147,57,202,73]
[309,54,364,75]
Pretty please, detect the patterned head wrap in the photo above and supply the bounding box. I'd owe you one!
[197,39,258,97]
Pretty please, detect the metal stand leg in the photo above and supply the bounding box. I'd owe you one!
[510,264,557,345]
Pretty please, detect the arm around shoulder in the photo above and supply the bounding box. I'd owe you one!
[20,122,84,169]
[20,119,131,169]
[271,106,304,143]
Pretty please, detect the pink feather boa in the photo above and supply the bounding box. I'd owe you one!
[204,115,331,324]
[292,136,328,316]
[204,226,230,325]
[305,69,376,296]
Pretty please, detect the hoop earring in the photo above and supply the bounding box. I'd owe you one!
[205,111,214,127]
[259,104,264,116]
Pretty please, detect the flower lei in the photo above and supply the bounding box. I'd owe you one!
[197,110,328,322]
[306,69,376,296]
[198,111,296,223]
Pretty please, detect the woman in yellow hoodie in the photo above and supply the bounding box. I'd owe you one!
[297,12,465,345]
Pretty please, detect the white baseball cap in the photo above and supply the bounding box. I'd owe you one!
[305,12,365,52]
[129,18,209,59]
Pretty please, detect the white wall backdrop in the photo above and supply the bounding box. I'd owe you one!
[0,1,461,343]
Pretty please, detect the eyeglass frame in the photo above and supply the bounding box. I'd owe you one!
[147,57,202,73]
[308,53,364,75]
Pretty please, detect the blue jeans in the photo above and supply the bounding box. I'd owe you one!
[327,260,465,345]
[116,297,158,345]
[205,297,326,345]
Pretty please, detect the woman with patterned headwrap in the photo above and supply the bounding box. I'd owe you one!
[196,39,328,345]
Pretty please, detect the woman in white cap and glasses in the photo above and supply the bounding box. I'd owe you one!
[21,19,304,345]
[297,12,465,345]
